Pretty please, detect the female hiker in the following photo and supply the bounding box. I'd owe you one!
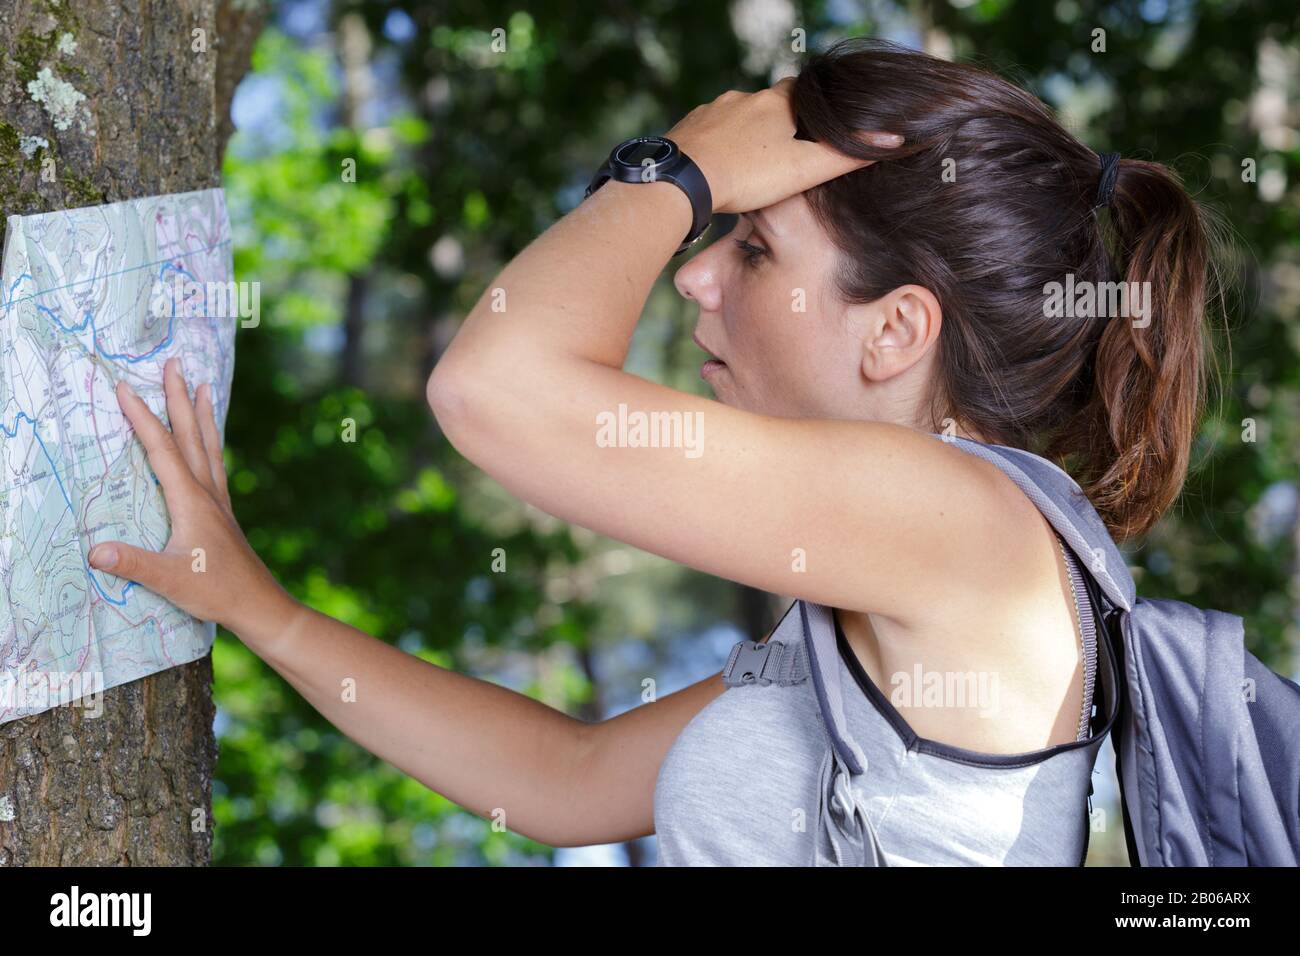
[89,39,1217,865]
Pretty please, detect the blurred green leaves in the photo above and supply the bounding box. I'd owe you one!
[212,15,596,865]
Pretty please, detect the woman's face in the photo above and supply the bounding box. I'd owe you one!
[673,193,873,419]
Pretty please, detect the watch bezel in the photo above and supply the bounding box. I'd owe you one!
[609,135,680,174]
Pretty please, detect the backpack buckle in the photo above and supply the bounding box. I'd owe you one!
[723,640,776,687]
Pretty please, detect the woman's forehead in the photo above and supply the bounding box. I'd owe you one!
[753,193,813,232]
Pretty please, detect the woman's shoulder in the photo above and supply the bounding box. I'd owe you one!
[905,505,1092,751]
[891,435,1075,630]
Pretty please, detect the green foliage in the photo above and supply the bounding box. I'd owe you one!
[214,22,597,865]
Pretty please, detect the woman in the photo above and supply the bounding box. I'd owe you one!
[87,39,1217,864]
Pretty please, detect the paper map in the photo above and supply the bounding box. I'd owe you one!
[0,188,236,724]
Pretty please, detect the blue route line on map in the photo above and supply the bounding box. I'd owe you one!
[0,238,231,313]
[27,261,194,363]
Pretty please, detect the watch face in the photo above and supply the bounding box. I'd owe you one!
[614,137,676,168]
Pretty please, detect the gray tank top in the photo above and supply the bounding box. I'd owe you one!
[654,531,1102,866]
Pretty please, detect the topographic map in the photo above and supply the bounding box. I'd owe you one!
[0,188,236,725]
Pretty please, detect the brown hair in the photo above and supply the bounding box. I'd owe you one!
[790,39,1226,543]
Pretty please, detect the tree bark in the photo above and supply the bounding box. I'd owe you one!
[0,0,262,866]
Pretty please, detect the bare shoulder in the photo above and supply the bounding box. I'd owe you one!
[930,444,1092,738]
[889,436,1087,661]
[889,445,1090,750]
[891,435,1066,624]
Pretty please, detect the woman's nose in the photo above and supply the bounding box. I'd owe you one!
[673,243,724,313]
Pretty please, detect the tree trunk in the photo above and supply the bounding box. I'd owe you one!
[0,0,262,866]
[337,13,373,388]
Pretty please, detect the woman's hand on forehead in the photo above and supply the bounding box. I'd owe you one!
[666,77,902,215]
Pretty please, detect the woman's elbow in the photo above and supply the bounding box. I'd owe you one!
[425,349,518,462]
[427,336,560,459]
[425,355,470,435]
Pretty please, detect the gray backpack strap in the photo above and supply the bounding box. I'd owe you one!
[720,602,888,866]
[721,638,809,687]
[815,745,889,866]
[1056,530,1099,741]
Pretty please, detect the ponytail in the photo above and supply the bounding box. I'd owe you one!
[1051,159,1221,542]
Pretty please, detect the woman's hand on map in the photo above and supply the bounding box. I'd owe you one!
[87,357,300,638]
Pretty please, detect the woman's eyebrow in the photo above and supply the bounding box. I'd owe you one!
[741,209,778,239]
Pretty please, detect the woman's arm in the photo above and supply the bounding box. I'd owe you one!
[253,600,734,846]
[85,359,729,847]
[428,82,1034,630]
[256,601,600,846]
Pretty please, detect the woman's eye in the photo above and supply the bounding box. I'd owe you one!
[733,238,768,268]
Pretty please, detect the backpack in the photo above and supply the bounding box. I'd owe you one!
[723,433,1299,865]
[899,434,1300,865]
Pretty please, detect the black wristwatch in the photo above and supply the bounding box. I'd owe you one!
[584,136,713,256]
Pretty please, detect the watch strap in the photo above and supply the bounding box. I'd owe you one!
[585,139,712,256]
[658,150,712,255]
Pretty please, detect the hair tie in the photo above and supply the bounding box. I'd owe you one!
[1095,151,1121,208]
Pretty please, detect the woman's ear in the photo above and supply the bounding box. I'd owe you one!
[854,284,944,382]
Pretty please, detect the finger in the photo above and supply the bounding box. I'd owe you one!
[786,127,903,194]
[88,540,185,597]
[764,75,898,147]
[762,79,901,188]
[164,357,217,495]
[195,383,231,509]
[116,379,201,496]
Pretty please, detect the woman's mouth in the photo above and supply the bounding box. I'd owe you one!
[693,331,727,381]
